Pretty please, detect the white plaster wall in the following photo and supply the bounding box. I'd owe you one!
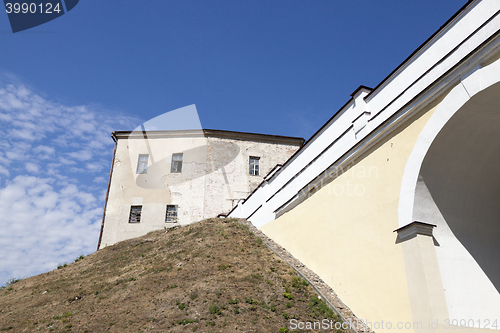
[202,136,302,219]
[100,132,301,248]
[413,178,500,326]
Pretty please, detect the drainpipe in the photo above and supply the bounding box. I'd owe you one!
[97,132,118,250]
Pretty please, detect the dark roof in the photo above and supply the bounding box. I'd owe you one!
[112,129,305,146]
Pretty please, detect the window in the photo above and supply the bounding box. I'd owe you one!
[170,153,183,173]
[166,205,178,223]
[129,206,142,223]
[249,156,260,176]
[136,154,149,174]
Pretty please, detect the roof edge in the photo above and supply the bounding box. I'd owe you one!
[112,129,305,145]
[254,1,478,187]
[350,85,373,97]
[364,0,476,101]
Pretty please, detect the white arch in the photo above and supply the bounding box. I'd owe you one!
[398,57,500,228]
[398,57,500,324]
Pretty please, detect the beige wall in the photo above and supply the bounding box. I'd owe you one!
[260,57,500,332]
[260,104,439,333]
[99,132,300,248]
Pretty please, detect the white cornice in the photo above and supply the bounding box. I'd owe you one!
[230,0,500,227]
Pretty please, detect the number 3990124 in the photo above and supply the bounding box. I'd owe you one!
[5,2,62,14]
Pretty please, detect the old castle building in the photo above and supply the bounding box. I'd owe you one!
[97,129,303,249]
[98,2,500,332]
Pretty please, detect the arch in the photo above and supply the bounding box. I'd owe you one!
[399,57,500,227]
[398,57,500,323]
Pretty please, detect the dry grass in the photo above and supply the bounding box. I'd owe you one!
[0,218,343,332]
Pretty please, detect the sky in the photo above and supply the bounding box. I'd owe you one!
[0,1,467,284]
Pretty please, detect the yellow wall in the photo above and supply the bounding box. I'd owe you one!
[260,105,438,333]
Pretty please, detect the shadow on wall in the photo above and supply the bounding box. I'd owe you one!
[419,81,500,293]
[135,141,240,189]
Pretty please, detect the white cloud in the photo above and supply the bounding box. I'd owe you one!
[0,112,12,122]
[85,162,106,173]
[93,176,106,183]
[5,149,26,161]
[0,90,26,110]
[0,81,139,284]
[59,158,77,165]
[67,150,93,162]
[25,162,39,173]
[0,165,9,177]
[33,145,55,155]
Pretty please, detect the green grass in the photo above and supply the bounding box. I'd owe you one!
[308,296,338,319]
[292,276,308,289]
[218,264,232,271]
[177,319,199,325]
[1,277,23,289]
[74,255,85,263]
[208,304,221,315]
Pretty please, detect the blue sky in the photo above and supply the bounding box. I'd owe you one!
[0,1,466,284]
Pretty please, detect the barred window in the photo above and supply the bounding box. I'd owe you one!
[166,205,178,223]
[170,153,183,173]
[249,156,260,176]
[129,206,142,223]
[136,154,149,174]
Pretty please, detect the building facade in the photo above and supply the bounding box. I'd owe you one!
[97,129,303,249]
[230,1,500,332]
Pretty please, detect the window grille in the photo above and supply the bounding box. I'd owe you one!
[129,206,142,223]
[166,205,178,223]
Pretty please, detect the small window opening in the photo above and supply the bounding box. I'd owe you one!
[137,154,149,174]
[166,205,178,223]
[249,156,260,176]
[129,206,142,223]
[171,153,183,173]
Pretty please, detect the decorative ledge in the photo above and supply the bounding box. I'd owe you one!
[352,111,371,135]
[394,221,437,242]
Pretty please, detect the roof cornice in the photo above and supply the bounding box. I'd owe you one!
[112,129,305,146]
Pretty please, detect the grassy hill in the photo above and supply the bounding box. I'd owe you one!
[0,218,344,332]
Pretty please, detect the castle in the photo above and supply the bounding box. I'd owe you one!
[97,129,303,249]
[99,1,500,332]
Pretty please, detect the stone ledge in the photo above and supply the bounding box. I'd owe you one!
[394,221,437,242]
[238,218,375,333]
